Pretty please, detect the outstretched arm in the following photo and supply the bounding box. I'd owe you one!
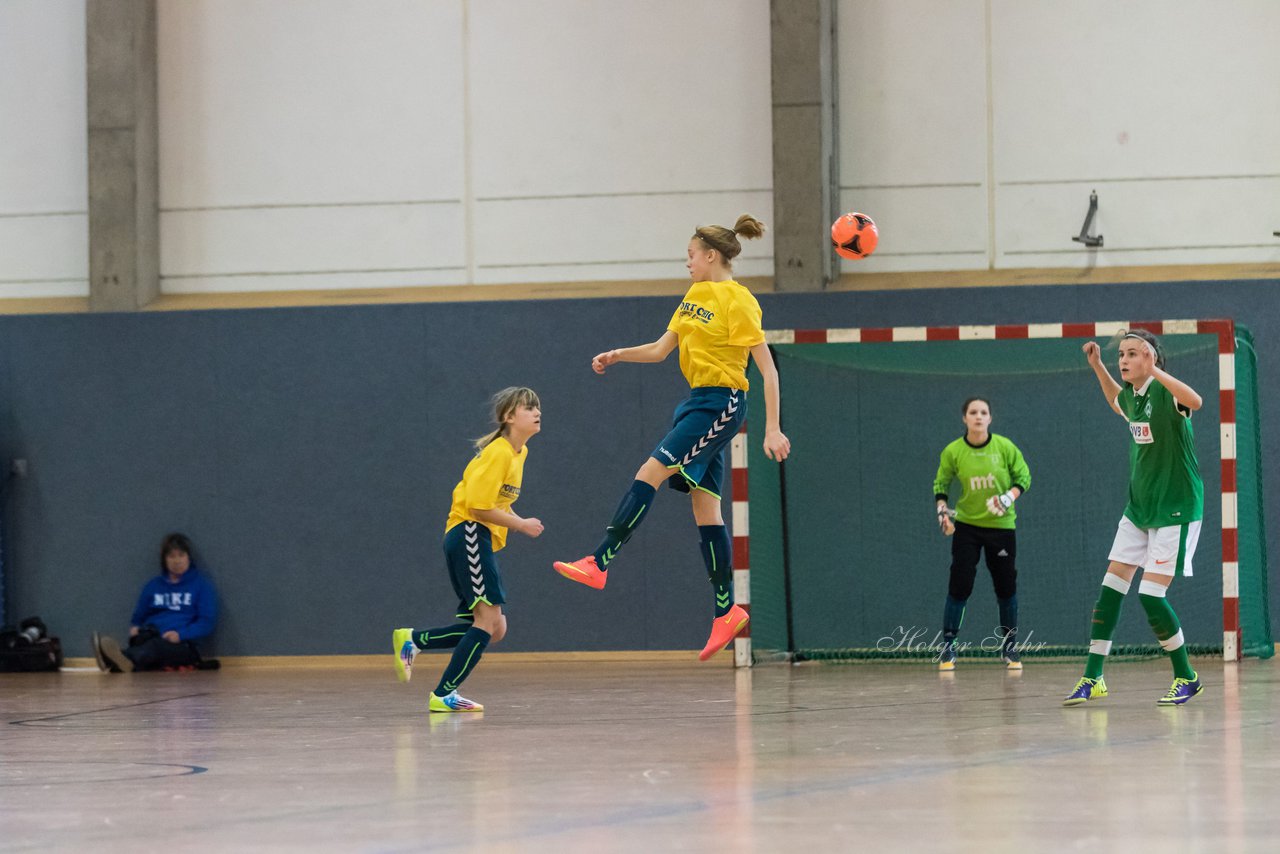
[750,342,791,461]
[1082,341,1124,416]
[593,331,678,374]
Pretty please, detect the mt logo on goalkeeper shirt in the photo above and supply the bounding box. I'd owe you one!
[969,473,997,491]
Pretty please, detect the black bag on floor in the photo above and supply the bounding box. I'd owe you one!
[0,616,64,672]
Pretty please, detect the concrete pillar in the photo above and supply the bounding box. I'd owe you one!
[770,0,838,292]
[86,0,159,311]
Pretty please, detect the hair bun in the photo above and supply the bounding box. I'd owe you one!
[733,214,766,240]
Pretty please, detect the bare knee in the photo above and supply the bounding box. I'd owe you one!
[1139,571,1173,592]
[487,616,508,644]
[635,457,671,488]
[691,490,724,526]
[471,604,506,641]
[1106,561,1139,584]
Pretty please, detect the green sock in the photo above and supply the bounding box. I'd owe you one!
[1084,575,1129,679]
[1139,589,1196,680]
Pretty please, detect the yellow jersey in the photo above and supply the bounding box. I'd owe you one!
[667,280,765,390]
[445,436,526,551]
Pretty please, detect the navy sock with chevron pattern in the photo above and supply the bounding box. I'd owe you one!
[699,524,734,617]
[412,624,471,650]
[434,626,491,697]
[592,480,656,569]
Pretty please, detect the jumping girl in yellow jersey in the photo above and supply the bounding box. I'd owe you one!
[554,215,790,660]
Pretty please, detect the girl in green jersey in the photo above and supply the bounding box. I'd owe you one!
[1065,329,1205,707]
[933,397,1031,671]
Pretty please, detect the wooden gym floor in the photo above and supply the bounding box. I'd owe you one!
[2,657,1277,852]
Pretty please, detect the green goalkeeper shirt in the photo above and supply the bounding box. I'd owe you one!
[1115,377,1203,528]
[933,433,1031,530]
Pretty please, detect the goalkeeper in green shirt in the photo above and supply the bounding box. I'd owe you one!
[1064,329,1205,707]
[933,397,1031,671]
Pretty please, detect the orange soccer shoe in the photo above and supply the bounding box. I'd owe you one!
[553,555,608,590]
[699,604,749,661]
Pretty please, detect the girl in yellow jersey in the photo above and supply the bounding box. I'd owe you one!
[392,387,544,713]
[554,215,790,660]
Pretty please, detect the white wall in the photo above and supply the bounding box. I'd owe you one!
[157,0,774,293]
[837,0,989,273]
[2,0,1277,297]
[838,0,1280,273]
[157,0,467,292]
[990,0,1280,269]
[0,0,87,298]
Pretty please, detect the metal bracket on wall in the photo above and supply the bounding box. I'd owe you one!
[1072,190,1103,248]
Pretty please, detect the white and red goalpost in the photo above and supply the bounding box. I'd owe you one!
[731,318,1242,667]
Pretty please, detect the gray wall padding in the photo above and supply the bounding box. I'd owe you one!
[1,279,1276,656]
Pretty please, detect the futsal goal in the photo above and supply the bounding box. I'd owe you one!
[732,319,1269,666]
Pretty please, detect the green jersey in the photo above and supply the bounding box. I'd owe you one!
[933,433,1031,530]
[1116,377,1203,528]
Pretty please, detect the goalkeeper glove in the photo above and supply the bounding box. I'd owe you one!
[986,491,1017,516]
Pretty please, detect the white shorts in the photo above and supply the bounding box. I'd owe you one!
[1107,516,1202,577]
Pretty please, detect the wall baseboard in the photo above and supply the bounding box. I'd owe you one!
[60,649,731,670]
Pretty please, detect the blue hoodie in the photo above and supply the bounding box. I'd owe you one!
[129,565,219,642]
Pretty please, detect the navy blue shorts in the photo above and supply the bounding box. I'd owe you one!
[649,387,746,499]
[444,520,506,619]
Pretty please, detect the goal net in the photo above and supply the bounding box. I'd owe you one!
[733,320,1269,665]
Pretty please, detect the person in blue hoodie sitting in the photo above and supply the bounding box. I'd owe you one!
[93,533,219,673]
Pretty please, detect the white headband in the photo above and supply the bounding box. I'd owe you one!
[1122,333,1157,359]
